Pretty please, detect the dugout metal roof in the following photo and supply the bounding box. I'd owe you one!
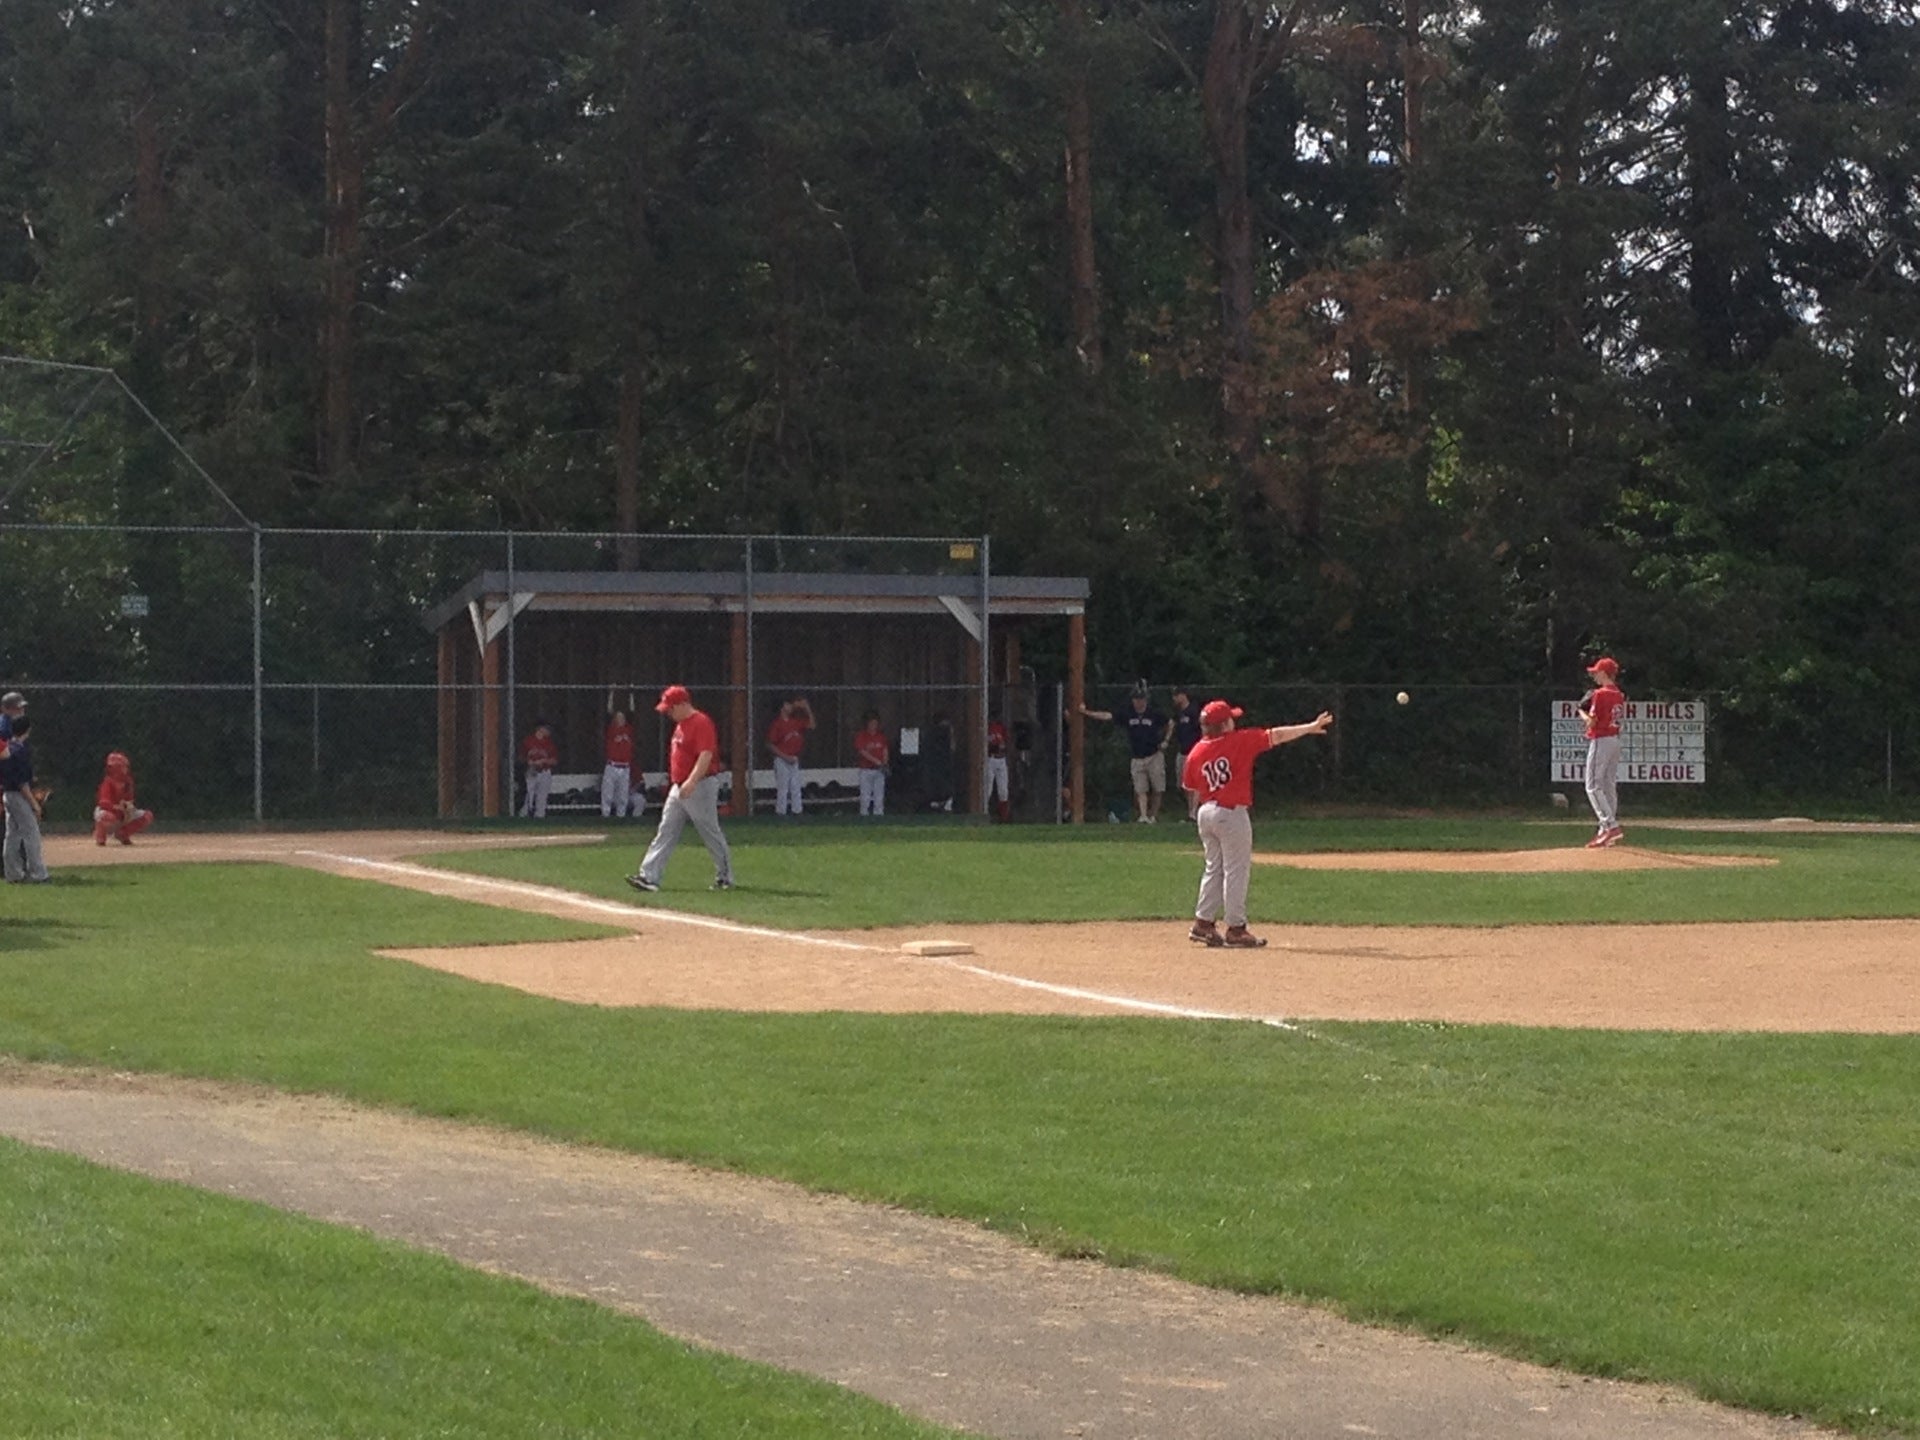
[422,570,1089,633]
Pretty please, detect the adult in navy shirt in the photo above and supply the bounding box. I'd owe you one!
[1,715,49,883]
[1169,688,1203,818]
[1078,684,1174,824]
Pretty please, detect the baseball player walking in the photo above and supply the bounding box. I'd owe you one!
[627,685,734,892]
[1180,699,1333,949]
[1579,656,1626,847]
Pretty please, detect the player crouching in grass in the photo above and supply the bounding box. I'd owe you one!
[1180,699,1332,949]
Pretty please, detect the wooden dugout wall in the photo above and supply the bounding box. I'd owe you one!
[425,571,1091,820]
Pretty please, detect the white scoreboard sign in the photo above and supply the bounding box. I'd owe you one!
[1551,699,1707,784]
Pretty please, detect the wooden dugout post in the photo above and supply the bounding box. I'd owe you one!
[1068,612,1086,823]
[481,629,503,817]
[437,628,458,818]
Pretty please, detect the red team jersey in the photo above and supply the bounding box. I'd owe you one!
[1180,727,1273,809]
[519,732,558,771]
[1584,684,1625,739]
[767,714,809,760]
[987,721,1008,756]
[97,773,136,811]
[604,720,633,766]
[669,709,719,785]
[854,728,890,769]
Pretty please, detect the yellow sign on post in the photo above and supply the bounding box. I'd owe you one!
[948,543,977,561]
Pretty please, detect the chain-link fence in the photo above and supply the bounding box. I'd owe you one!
[4,518,1915,826]
[0,523,1033,825]
[1069,680,1920,819]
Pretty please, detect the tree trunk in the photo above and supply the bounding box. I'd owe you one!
[319,0,361,488]
[614,0,651,569]
[1059,0,1102,374]
[1202,7,1260,473]
[1683,61,1736,369]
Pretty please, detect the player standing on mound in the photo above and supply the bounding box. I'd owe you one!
[1180,699,1333,949]
[1579,656,1626,848]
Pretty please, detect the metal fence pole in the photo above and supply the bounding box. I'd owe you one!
[744,536,756,817]
[979,533,991,814]
[504,531,517,817]
[252,525,264,823]
[1055,680,1065,825]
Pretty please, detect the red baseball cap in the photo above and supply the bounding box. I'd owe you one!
[655,684,692,712]
[1199,699,1243,726]
[1586,656,1620,677]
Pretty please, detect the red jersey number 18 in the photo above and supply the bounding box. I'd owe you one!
[1201,756,1233,792]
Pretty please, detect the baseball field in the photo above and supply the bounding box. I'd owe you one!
[3,816,1918,1438]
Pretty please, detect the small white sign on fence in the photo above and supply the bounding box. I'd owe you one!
[1550,699,1708,784]
[119,593,150,618]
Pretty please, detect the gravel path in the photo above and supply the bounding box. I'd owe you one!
[0,1064,1841,1440]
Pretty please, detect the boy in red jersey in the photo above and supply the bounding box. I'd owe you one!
[1578,656,1626,847]
[601,691,635,818]
[986,717,1011,821]
[1179,699,1332,949]
[853,711,890,816]
[518,720,558,818]
[627,685,733,892]
[766,696,814,816]
[93,750,155,846]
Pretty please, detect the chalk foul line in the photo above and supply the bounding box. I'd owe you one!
[295,850,1304,1031]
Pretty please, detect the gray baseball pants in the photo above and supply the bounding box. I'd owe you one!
[1194,800,1254,928]
[637,778,732,886]
[1585,735,1621,833]
[599,762,631,818]
[772,755,804,815]
[3,790,49,883]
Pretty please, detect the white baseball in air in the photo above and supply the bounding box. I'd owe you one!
[1396,691,1410,705]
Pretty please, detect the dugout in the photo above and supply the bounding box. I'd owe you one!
[422,570,1093,820]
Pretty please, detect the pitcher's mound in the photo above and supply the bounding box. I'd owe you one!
[1254,847,1775,873]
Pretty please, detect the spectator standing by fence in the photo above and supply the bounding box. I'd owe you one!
[1170,689,1202,818]
[1,717,50,884]
[0,691,24,756]
[1079,682,1174,824]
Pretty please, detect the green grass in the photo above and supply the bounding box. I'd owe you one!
[0,1140,967,1439]
[3,847,1920,1434]
[433,815,1920,927]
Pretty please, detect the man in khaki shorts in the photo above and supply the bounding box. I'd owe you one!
[1079,681,1174,823]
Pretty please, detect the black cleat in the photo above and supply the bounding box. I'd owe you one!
[624,873,659,893]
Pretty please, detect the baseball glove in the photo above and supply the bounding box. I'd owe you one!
[28,785,51,819]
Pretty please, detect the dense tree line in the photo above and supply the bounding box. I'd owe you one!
[3,0,1917,793]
